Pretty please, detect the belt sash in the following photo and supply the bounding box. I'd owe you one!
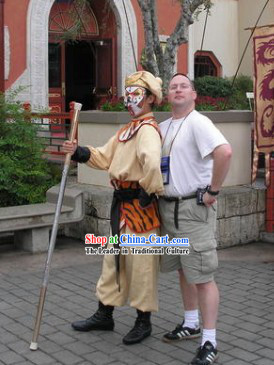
[160,194,196,229]
[110,180,160,289]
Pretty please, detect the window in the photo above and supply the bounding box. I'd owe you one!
[194,51,222,78]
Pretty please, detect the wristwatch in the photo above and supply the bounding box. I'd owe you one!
[206,185,219,196]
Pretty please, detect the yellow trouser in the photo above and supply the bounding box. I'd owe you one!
[96,226,160,312]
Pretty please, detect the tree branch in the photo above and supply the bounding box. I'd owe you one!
[161,0,208,90]
[137,0,159,74]
[150,0,164,74]
[190,0,211,13]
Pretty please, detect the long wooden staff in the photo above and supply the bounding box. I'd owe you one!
[30,101,82,351]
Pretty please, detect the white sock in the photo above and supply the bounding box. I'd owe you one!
[202,328,217,348]
[183,310,199,329]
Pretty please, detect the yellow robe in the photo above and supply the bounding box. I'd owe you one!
[86,113,164,312]
[86,113,163,195]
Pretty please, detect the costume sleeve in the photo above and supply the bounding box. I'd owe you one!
[192,116,229,159]
[71,146,91,163]
[136,125,164,195]
[86,134,118,170]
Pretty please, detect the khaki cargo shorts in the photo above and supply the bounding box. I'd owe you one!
[159,198,218,284]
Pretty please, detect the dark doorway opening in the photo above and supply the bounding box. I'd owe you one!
[65,41,96,111]
[49,39,113,112]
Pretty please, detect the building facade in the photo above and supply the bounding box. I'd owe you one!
[2,0,274,111]
[189,0,274,79]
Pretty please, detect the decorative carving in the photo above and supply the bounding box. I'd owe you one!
[49,2,99,36]
[27,0,55,109]
[8,70,30,102]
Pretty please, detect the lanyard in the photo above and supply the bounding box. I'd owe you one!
[162,110,193,156]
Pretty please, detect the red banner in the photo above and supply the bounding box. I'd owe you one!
[252,26,274,186]
[253,26,274,153]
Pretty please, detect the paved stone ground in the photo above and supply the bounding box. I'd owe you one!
[0,238,274,365]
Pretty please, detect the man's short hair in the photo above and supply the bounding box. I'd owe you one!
[170,73,195,91]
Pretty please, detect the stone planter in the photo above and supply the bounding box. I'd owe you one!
[77,110,253,188]
[62,110,266,248]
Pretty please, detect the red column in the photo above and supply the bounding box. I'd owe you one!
[266,157,274,233]
[0,0,4,93]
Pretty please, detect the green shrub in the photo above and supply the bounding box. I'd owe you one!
[196,96,227,111]
[227,74,253,110]
[194,76,233,98]
[100,97,126,111]
[101,101,126,111]
[153,98,172,112]
[0,91,59,207]
[196,103,217,111]
[194,75,253,110]
[99,75,253,112]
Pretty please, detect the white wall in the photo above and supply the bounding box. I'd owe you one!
[190,0,239,78]
[189,0,274,79]
[238,0,274,77]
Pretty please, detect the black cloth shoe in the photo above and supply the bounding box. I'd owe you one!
[71,301,114,332]
[122,310,152,345]
[190,341,218,365]
[162,320,201,342]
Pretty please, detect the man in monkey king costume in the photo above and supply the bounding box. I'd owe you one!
[63,71,164,345]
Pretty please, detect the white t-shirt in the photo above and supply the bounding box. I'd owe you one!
[159,110,229,197]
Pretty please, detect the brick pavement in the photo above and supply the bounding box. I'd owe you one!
[0,239,273,365]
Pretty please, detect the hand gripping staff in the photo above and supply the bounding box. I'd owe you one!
[30,102,82,351]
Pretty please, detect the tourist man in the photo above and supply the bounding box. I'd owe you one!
[159,73,232,364]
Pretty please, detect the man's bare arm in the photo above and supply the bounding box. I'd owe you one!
[203,144,232,207]
[210,144,232,191]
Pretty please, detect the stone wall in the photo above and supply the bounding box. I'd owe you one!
[63,183,266,249]
[216,186,265,248]
[63,184,112,240]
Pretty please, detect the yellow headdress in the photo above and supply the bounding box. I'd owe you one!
[125,71,163,105]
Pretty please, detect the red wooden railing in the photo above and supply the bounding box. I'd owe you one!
[23,102,76,163]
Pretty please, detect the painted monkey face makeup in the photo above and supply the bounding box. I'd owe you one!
[124,86,146,117]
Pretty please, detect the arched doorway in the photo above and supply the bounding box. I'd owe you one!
[25,0,137,110]
[48,0,116,112]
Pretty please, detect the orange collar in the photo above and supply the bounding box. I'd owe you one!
[118,115,161,142]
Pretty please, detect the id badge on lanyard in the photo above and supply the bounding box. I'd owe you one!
[161,112,191,186]
[161,156,170,185]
